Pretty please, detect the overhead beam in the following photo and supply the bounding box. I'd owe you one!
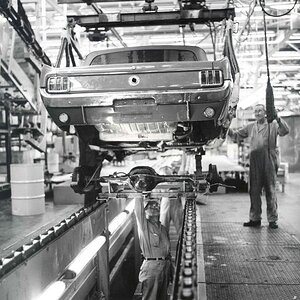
[46,0,65,15]
[0,59,37,112]
[0,0,52,66]
[67,8,235,28]
[59,0,144,3]
[89,3,127,47]
[255,29,295,64]
[268,29,295,57]
[24,52,42,74]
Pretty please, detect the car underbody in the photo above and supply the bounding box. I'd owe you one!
[40,45,237,198]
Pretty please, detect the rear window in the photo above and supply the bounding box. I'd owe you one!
[90,49,198,65]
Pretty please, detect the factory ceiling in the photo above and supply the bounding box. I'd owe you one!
[1,0,300,115]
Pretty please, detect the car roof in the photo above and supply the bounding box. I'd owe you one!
[83,45,207,65]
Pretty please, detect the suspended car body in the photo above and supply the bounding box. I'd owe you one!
[40,45,233,151]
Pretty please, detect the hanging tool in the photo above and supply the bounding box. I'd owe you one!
[261,0,277,123]
[221,18,240,134]
[55,22,83,68]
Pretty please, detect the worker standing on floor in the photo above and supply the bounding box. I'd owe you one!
[134,194,172,300]
[227,104,289,229]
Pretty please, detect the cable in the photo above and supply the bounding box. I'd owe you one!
[262,5,270,81]
[69,44,76,67]
[261,1,277,124]
[260,1,276,159]
[235,0,257,52]
[208,22,217,60]
[65,41,70,67]
[259,0,298,17]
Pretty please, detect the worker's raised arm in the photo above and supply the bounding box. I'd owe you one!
[276,117,290,136]
[134,195,147,231]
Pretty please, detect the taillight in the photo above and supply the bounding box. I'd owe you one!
[199,70,223,86]
[203,107,215,118]
[58,113,70,123]
[47,76,69,93]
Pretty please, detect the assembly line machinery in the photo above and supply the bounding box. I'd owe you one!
[0,1,235,299]
[0,153,222,300]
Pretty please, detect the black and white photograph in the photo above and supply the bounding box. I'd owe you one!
[0,0,300,299]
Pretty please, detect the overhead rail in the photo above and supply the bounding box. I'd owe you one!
[0,59,37,111]
[89,2,127,47]
[67,7,235,28]
[58,0,145,3]
[0,0,51,66]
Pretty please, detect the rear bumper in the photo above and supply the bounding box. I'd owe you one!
[46,100,228,127]
[40,82,231,107]
[41,83,232,127]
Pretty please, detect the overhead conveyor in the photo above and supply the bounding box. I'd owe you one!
[66,6,235,29]
[0,0,50,153]
[0,0,51,66]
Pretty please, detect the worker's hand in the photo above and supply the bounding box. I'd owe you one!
[274,110,281,123]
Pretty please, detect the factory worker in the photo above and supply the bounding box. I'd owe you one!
[134,195,172,300]
[227,104,289,229]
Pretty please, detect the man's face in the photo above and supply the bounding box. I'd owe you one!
[145,201,160,217]
[254,105,266,121]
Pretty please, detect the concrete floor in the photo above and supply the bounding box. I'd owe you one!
[275,173,300,242]
[199,173,300,299]
[202,173,300,242]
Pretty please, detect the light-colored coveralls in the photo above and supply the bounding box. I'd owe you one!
[228,118,289,222]
[160,195,184,235]
[134,197,172,300]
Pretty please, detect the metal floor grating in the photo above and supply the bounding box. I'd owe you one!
[204,244,300,263]
[198,196,300,299]
[206,284,300,300]
[205,258,300,284]
[201,223,299,245]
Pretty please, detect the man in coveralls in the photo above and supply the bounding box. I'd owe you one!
[134,195,172,300]
[227,104,289,229]
[160,194,183,235]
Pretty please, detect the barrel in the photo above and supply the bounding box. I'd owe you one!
[10,164,45,216]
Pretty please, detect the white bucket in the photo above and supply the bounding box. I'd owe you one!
[47,152,59,174]
[10,164,45,216]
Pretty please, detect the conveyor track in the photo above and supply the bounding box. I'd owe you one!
[172,195,198,300]
[0,0,51,66]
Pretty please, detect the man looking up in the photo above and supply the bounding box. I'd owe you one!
[227,104,289,229]
[134,194,172,300]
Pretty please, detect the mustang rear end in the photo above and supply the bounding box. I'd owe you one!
[40,46,233,146]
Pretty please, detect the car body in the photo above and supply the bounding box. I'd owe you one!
[40,45,234,153]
